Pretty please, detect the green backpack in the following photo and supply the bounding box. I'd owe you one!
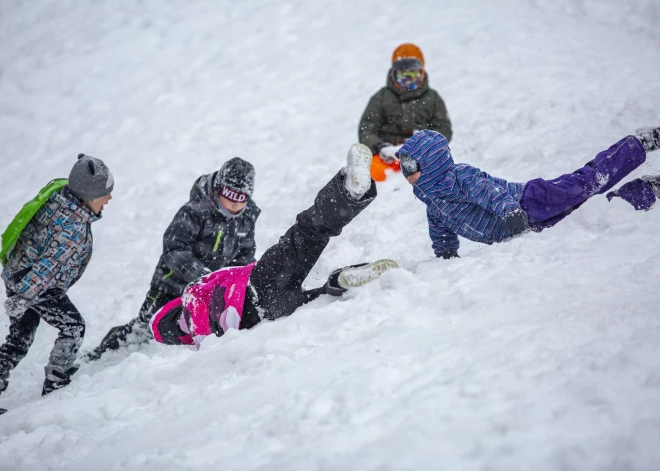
[0,178,68,267]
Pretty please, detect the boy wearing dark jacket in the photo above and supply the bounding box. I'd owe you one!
[87,157,260,359]
[397,127,660,258]
[0,155,113,399]
[359,43,452,181]
[149,144,398,348]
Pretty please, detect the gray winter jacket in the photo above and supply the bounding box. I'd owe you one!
[150,173,260,295]
[2,187,99,301]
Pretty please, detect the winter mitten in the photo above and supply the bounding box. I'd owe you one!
[378,144,402,164]
[606,178,657,211]
[503,208,529,236]
[398,153,421,178]
[3,296,30,318]
[436,251,459,260]
[641,174,660,196]
[635,127,660,152]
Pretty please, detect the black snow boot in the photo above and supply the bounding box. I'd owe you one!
[83,319,150,362]
[0,408,7,415]
[324,259,399,296]
[42,365,80,396]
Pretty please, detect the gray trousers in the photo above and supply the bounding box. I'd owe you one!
[0,289,84,392]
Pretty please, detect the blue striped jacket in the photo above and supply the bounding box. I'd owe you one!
[397,130,525,255]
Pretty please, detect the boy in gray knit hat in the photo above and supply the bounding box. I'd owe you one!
[68,153,115,205]
[0,154,113,403]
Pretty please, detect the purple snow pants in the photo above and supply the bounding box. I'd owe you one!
[520,136,647,230]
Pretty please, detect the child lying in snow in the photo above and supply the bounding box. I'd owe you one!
[149,144,399,346]
[396,127,660,259]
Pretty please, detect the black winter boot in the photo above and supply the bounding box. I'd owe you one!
[0,408,7,415]
[83,319,151,362]
[42,365,80,396]
[325,259,399,296]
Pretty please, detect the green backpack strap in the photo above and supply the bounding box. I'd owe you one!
[0,178,69,267]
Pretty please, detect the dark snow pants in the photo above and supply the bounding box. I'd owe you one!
[241,171,377,328]
[85,287,178,360]
[0,289,84,393]
[520,135,647,230]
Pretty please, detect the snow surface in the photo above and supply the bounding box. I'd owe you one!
[1,0,660,469]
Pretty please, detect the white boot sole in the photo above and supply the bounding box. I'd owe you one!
[338,259,399,289]
[345,143,373,198]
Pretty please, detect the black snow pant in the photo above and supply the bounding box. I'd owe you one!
[0,289,85,394]
[85,287,178,360]
[241,171,376,328]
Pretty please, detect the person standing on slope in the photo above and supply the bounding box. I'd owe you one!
[359,43,453,181]
[149,144,399,347]
[0,155,113,401]
[397,127,660,259]
[86,157,260,360]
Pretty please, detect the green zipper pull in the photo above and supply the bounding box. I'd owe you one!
[213,230,223,253]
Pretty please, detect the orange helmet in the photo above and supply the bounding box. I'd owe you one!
[392,43,425,67]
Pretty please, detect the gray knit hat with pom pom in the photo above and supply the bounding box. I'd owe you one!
[68,153,114,200]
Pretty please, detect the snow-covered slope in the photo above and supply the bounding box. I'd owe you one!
[1,1,659,469]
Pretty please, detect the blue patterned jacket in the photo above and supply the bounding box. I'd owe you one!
[2,187,99,300]
[397,130,525,255]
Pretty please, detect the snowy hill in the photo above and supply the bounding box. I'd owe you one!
[1,1,660,469]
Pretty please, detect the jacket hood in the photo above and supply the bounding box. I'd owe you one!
[397,130,453,175]
[190,173,213,201]
[397,130,455,199]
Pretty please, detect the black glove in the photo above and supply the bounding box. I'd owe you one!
[503,208,529,236]
[436,251,459,260]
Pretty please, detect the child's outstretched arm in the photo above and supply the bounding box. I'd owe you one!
[162,206,211,283]
[427,210,459,258]
[457,169,521,218]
